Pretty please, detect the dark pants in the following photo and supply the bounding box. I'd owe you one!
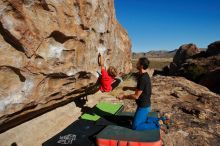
[111,78,122,90]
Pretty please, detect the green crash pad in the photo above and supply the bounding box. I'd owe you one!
[81,102,123,121]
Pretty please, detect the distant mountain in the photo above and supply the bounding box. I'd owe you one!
[132,49,177,59]
[132,47,208,59]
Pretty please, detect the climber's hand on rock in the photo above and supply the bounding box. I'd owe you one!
[98,53,104,67]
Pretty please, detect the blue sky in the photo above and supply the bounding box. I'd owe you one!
[114,0,220,52]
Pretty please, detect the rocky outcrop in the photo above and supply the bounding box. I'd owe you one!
[0,0,132,132]
[173,43,199,67]
[151,75,220,146]
[163,41,220,94]
[207,41,220,56]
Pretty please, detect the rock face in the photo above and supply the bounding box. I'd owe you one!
[0,0,132,132]
[164,42,220,94]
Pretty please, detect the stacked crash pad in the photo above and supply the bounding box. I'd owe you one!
[96,111,162,146]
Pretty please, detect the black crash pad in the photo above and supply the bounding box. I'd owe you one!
[42,119,104,146]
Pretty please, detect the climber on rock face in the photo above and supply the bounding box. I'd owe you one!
[97,53,122,92]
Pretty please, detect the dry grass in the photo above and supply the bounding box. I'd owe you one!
[149,60,171,69]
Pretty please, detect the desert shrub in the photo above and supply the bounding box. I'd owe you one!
[184,65,208,81]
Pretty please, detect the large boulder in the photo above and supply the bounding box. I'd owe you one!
[165,42,220,94]
[0,0,132,132]
[173,43,200,66]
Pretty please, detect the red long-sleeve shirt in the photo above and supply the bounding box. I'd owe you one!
[99,68,113,92]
